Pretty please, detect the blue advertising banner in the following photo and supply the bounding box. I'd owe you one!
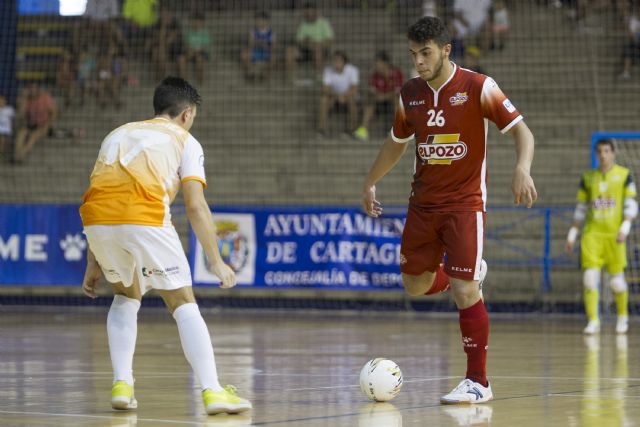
[0,204,86,285]
[190,207,406,290]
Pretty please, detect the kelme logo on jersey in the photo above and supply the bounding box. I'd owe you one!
[417,134,468,165]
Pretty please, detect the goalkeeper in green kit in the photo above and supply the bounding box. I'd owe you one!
[566,139,637,334]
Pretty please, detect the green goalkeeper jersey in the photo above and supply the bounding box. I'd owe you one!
[577,164,637,236]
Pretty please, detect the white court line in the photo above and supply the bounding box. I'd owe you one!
[285,376,458,391]
[0,410,201,425]
[548,394,640,398]
[491,375,640,382]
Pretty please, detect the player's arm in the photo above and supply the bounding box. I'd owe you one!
[566,176,589,253]
[617,173,638,243]
[362,136,409,217]
[508,120,537,208]
[182,180,236,289]
[81,247,103,299]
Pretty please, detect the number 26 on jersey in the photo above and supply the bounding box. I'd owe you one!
[427,109,445,127]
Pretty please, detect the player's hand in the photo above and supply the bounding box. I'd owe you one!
[212,261,237,289]
[363,184,383,217]
[512,165,537,208]
[82,261,102,299]
[616,231,627,243]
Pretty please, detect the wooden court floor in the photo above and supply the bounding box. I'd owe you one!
[0,306,638,426]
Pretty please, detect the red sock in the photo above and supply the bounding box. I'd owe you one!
[425,264,450,295]
[459,299,489,386]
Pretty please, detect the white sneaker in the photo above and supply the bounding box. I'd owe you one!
[583,320,600,335]
[442,405,493,426]
[616,316,629,334]
[478,259,487,300]
[441,379,493,404]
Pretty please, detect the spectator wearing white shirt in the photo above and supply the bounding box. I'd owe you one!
[0,95,15,160]
[318,51,359,136]
[453,0,492,51]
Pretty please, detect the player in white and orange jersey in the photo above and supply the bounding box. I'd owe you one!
[362,17,537,405]
[80,77,251,415]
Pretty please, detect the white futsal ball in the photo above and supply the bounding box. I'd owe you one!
[359,358,403,402]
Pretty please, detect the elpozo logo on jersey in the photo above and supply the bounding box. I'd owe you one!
[417,134,467,165]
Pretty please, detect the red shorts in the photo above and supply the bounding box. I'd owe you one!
[400,207,485,281]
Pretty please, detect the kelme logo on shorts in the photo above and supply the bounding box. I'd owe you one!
[417,134,468,165]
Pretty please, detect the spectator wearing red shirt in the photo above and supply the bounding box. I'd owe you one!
[14,83,57,163]
[354,51,403,141]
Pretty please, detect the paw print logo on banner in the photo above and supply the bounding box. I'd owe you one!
[60,234,87,261]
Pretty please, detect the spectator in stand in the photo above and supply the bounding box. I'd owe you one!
[14,84,56,163]
[83,0,120,46]
[452,0,492,51]
[286,1,334,81]
[111,44,128,108]
[318,51,359,137]
[0,95,15,160]
[491,0,510,50]
[179,14,212,85]
[619,6,640,80]
[152,7,183,80]
[77,48,97,106]
[462,45,485,74]
[122,0,158,53]
[354,51,403,141]
[241,11,277,82]
[56,49,77,108]
[96,49,114,108]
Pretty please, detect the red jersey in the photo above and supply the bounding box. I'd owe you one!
[369,67,403,94]
[392,63,522,212]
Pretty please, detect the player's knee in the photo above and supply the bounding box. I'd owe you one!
[402,273,432,296]
[609,274,628,293]
[583,268,600,290]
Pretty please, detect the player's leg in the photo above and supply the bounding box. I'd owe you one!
[400,208,448,296]
[318,94,334,133]
[109,281,141,410]
[606,238,629,334]
[130,225,251,414]
[581,232,604,334]
[440,212,492,404]
[84,225,140,410]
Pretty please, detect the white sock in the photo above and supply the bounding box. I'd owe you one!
[173,303,223,391]
[107,295,141,386]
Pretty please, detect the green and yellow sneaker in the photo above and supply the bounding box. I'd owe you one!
[202,385,252,415]
[354,126,369,141]
[111,380,137,410]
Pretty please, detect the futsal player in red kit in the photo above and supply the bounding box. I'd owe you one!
[362,16,536,404]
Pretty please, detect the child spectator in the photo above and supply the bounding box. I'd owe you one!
[318,51,359,136]
[14,84,56,163]
[354,51,403,141]
[179,14,212,85]
[286,2,334,81]
[241,11,276,82]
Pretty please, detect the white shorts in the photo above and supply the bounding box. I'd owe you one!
[84,224,192,294]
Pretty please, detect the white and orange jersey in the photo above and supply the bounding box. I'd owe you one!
[392,63,522,212]
[80,117,206,227]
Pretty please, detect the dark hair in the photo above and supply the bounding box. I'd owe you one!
[153,77,201,117]
[334,50,348,63]
[375,50,390,63]
[596,139,616,152]
[256,10,270,20]
[407,16,451,47]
